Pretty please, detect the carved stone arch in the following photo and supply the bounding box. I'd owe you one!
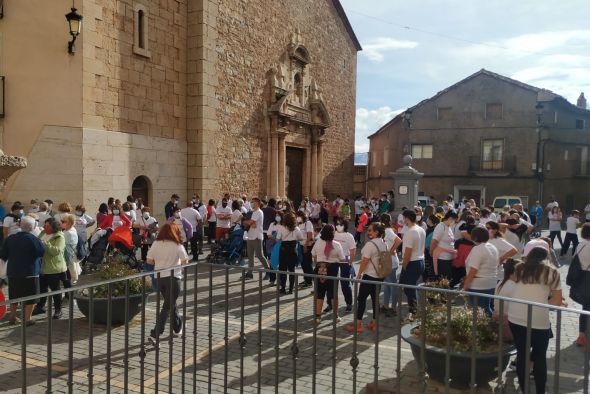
[290,45,311,66]
[266,32,331,201]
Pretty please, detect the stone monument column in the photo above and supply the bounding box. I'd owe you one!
[391,155,423,212]
[311,142,318,198]
[278,132,286,198]
[317,140,324,198]
[270,132,279,197]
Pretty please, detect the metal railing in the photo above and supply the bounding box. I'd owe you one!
[1,262,589,393]
[468,155,517,174]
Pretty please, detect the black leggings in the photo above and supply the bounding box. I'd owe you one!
[37,272,68,311]
[279,241,298,291]
[509,322,551,394]
[549,230,563,248]
[356,274,383,321]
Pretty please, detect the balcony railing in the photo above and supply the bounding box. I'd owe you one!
[468,155,516,175]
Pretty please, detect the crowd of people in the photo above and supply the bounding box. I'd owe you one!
[1,191,589,393]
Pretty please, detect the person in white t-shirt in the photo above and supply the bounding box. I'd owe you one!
[430,210,458,278]
[508,247,564,394]
[276,212,304,293]
[560,210,581,257]
[379,214,402,317]
[345,222,387,333]
[136,207,159,261]
[399,210,426,315]
[486,221,517,282]
[229,200,243,228]
[146,223,189,342]
[311,224,345,323]
[548,206,563,248]
[493,258,518,343]
[181,201,202,260]
[215,198,232,241]
[326,218,357,313]
[462,226,499,316]
[243,198,268,279]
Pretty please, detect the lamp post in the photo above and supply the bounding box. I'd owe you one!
[65,2,83,55]
[535,102,544,204]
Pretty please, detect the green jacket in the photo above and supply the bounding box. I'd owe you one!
[39,231,67,275]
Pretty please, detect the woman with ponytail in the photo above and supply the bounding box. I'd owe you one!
[311,224,345,323]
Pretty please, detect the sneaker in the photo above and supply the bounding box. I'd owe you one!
[287,289,293,295]
[53,310,63,320]
[25,320,36,327]
[263,273,270,280]
[323,305,333,314]
[386,308,397,318]
[299,281,311,288]
[173,319,184,337]
[344,323,363,334]
[8,317,21,325]
[367,321,377,332]
[335,315,342,323]
[576,336,586,347]
[32,307,46,316]
[345,305,353,313]
[279,288,286,294]
[268,281,276,287]
[314,315,321,324]
[379,305,388,314]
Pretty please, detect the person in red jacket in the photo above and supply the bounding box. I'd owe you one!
[99,204,132,229]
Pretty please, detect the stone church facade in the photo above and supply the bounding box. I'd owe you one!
[0,0,359,218]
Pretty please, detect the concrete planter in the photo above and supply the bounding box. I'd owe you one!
[401,323,515,388]
[75,292,147,325]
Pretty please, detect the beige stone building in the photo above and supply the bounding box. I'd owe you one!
[0,0,359,219]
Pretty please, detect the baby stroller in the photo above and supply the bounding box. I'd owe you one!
[206,225,245,265]
[107,226,143,270]
[81,228,113,273]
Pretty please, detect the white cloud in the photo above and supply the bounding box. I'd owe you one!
[355,106,403,153]
[361,37,419,62]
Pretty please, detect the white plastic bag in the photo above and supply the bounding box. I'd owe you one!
[69,261,82,283]
[0,258,6,278]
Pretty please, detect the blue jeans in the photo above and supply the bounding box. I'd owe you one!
[399,259,425,312]
[467,288,495,317]
[382,267,398,308]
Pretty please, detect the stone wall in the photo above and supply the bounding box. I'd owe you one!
[211,0,358,198]
[82,129,187,223]
[82,0,187,140]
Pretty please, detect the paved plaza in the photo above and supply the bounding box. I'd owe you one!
[0,243,588,393]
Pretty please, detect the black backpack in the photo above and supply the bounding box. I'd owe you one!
[567,245,590,304]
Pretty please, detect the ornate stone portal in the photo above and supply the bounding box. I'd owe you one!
[0,149,27,195]
[266,30,331,201]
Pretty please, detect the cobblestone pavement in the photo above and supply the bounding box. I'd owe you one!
[0,239,588,393]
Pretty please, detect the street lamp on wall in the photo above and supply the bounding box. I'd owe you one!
[65,2,83,55]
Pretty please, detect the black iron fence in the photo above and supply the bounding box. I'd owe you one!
[1,262,589,393]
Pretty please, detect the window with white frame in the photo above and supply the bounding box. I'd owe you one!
[133,4,151,57]
[482,139,503,170]
[411,144,433,159]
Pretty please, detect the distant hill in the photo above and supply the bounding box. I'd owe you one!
[354,152,368,165]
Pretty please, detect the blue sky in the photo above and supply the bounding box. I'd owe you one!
[340,0,590,153]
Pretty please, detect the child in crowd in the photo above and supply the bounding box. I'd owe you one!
[561,210,581,257]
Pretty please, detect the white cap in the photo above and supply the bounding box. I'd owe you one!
[522,239,550,257]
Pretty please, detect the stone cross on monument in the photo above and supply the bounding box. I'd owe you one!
[391,155,423,212]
